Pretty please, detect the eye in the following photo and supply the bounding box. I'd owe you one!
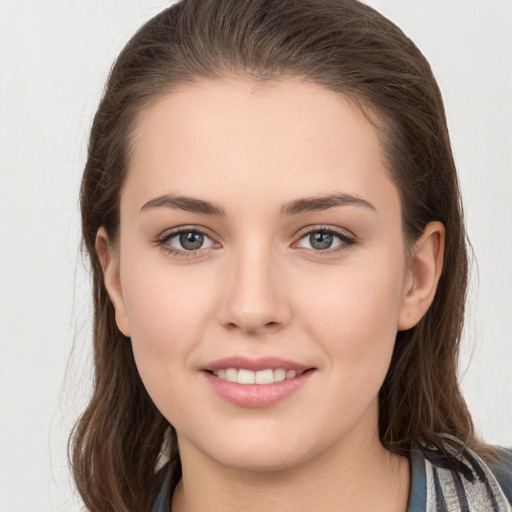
[159,228,217,255]
[296,227,355,251]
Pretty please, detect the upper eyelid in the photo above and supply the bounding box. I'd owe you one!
[158,224,354,240]
[295,225,356,241]
[158,225,216,241]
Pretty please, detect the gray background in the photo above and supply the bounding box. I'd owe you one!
[0,1,511,510]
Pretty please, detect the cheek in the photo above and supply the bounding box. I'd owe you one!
[287,256,405,441]
[296,250,405,379]
[119,254,218,378]
[121,265,220,429]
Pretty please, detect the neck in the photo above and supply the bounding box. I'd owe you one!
[172,408,410,512]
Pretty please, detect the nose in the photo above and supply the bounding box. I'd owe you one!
[217,243,292,336]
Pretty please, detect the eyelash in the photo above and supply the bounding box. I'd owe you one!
[156,226,217,258]
[295,225,357,253]
[155,225,357,258]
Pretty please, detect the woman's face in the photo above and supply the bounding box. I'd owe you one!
[105,78,418,471]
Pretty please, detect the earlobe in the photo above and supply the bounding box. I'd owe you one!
[95,228,131,337]
[397,221,445,331]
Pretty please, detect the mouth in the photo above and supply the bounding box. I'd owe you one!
[202,356,316,407]
[206,368,309,385]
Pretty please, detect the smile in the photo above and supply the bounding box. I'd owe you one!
[202,357,316,408]
[211,368,304,385]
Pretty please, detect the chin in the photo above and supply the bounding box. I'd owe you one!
[190,426,324,474]
[214,447,308,473]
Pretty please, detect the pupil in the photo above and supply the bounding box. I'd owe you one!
[180,232,204,250]
[310,232,333,250]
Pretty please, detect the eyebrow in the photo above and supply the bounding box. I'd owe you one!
[140,192,376,216]
[280,193,376,216]
[141,194,226,216]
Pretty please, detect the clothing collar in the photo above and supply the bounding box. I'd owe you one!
[408,437,511,512]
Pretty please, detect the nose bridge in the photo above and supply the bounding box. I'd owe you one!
[219,237,290,334]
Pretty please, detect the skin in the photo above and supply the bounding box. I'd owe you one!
[97,78,444,512]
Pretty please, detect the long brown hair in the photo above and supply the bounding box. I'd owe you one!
[71,1,490,510]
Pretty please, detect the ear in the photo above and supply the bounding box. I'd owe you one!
[397,221,445,331]
[95,227,131,337]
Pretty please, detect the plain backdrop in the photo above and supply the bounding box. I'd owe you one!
[0,1,511,510]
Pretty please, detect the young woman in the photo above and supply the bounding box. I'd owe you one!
[70,1,512,511]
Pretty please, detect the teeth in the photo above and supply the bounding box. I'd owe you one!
[212,368,304,384]
[274,368,286,382]
[238,369,255,384]
[255,369,274,384]
[225,368,238,382]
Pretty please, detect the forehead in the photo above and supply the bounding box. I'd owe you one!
[124,78,398,216]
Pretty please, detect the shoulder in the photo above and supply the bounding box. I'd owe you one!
[410,439,512,512]
[491,447,512,506]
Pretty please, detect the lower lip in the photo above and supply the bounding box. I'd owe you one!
[203,370,315,408]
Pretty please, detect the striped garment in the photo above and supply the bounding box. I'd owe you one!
[152,437,512,511]
[409,435,512,511]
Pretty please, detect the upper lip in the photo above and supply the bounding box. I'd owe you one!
[203,356,313,372]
